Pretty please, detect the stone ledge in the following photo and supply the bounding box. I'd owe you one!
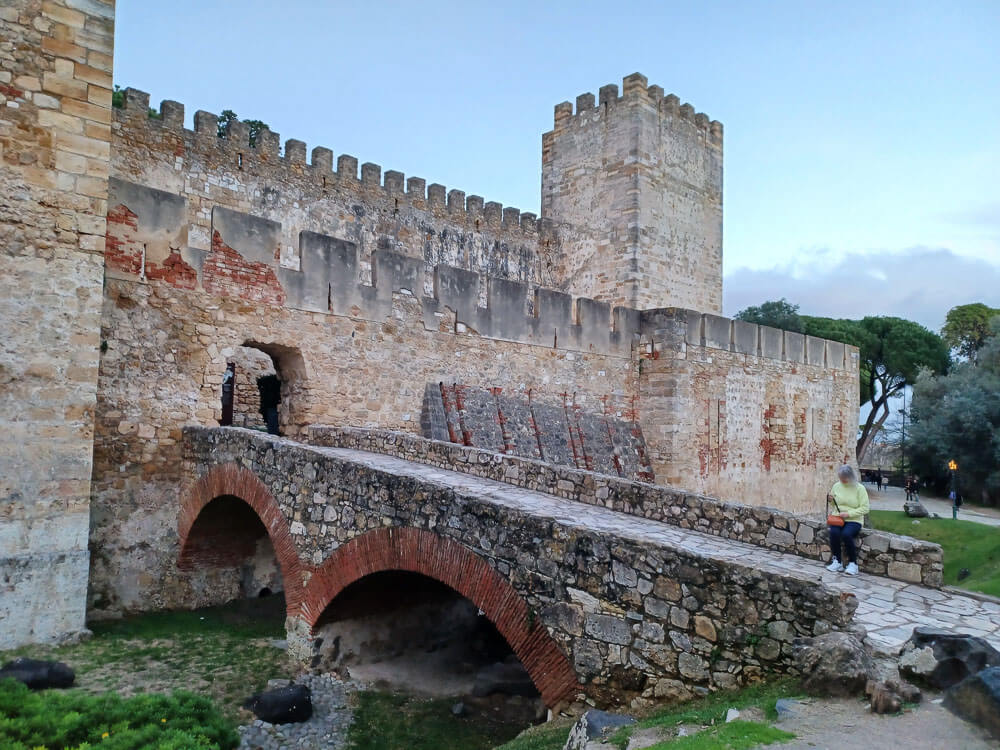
[305,425,943,588]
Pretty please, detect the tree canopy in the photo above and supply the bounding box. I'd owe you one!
[941,302,1000,361]
[734,298,805,332]
[910,319,1000,505]
[217,110,270,146]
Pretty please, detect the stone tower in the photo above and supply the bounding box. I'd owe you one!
[542,73,723,313]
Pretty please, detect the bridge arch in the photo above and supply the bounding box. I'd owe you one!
[178,463,304,611]
[299,527,578,707]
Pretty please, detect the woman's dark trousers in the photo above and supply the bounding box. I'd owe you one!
[829,521,862,564]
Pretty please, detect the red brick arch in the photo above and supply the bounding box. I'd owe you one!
[177,463,304,612]
[299,527,578,707]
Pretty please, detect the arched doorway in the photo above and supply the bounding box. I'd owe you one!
[298,527,577,709]
[177,463,303,614]
[215,341,308,437]
[178,494,284,599]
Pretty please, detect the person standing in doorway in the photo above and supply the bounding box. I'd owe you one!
[257,373,281,435]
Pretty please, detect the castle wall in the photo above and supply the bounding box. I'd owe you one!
[0,0,114,648]
[110,89,568,291]
[638,309,859,513]
[542,73,723,313]
[89,217,637,614]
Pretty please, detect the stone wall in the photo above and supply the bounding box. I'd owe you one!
[88,270,636,616]
[307,426,943,588]
[182,427,858,709]
[638,308,861,514]
[542,73,723,313]
[0,0,114,648]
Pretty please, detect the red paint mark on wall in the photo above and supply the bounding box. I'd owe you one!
[203,230,286,306]
[0,83,24,99]
[760,404,775,472]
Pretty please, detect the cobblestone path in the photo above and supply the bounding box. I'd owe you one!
[316,445,1000,655]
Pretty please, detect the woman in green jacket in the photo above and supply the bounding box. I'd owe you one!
[826,465,870,576]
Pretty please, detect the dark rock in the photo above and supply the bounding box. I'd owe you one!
[242,683,313,724]
[904,502,929,518]
[943,666,1000,739]
[472,661,537,698]
[793,631,874,697]
[564,710,636,750]
[898,627,1000,689]
[0,658,75,689]
[958,568,971,581]
[451,701,467,717]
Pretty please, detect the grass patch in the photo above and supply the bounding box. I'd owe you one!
[346,691,531,750]
[641,720,793,750]
[499,680,798,750]
[0,597,294,721]
[870,510,1000,597]
[0,677,238,749]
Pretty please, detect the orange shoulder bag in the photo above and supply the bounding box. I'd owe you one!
[827,493,845,527]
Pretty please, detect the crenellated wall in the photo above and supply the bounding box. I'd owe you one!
[638,309,859,513]
[111,88,566,290]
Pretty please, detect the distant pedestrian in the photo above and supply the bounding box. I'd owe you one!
[875,468,883,493]
[825,465,870,577]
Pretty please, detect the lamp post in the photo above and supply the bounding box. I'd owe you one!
[948,460,958,519]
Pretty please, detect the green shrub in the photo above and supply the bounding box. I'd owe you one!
[0,678,238,749]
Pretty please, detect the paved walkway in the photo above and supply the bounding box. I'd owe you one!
[313,444,1000,655]
[871,485,1000,527]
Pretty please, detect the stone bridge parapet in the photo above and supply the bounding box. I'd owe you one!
[181,426,858,709]
[306,426,943,587]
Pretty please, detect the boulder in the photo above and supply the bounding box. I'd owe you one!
[242,683,312,724]
[943,666,1000,739]
[0,658,75,689]
[898,627,1000,689]
[793,631,874,697]
[865,678,919,714]
[472,661,537,698]
[903,501,929,518]
[563,710,636,750]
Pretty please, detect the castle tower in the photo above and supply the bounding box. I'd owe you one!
[541,73,723,313]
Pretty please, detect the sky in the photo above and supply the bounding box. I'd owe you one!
[113,1,1000,332]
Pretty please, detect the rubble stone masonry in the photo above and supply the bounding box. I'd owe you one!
[0,0,114,648]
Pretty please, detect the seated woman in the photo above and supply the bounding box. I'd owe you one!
[826,465,870,576]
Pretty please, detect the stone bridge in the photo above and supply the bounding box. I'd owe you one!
[179,427,1000,709]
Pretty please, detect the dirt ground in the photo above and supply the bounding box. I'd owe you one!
[771,694,997,749]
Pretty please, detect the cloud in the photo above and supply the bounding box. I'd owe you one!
[723,247,1000,331]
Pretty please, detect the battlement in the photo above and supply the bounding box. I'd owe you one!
[640,308,857,371]
[117,88,545,235]
[548,73,722,146]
